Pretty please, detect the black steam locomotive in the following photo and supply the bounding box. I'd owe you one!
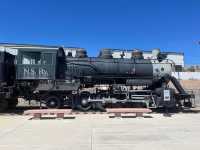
[0,47,193,111]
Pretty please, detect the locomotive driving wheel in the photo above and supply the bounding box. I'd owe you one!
[8,98,18,109]
[0,99,8,112]
[45,95,62,109]
[77,92,92,111]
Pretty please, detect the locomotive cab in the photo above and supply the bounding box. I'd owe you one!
[15,47,70,109]
[16,48,64,80]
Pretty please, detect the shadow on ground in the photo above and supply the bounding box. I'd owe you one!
[0,106,41,116]
[153,107,200,114]
[1,106,200,116]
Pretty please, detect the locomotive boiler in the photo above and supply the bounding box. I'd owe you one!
[65,48,173,85]
[0,47,193,111]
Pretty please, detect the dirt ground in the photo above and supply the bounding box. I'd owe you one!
[179,80,200,90]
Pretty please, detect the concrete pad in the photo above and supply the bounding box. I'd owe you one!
[0,113,200,150]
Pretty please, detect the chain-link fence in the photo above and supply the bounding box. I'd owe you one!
[186,89,200,107]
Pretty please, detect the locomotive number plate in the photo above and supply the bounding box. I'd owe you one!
[164,90,170,101]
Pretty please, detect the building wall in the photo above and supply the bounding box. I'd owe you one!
[64,48,83,57]
[172,72,200,80]
[0,44,79,57]
[112,50,184,67]
[0,43,185,67]
[166,54,184,67]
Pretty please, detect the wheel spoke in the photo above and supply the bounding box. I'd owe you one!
[78,92,92,111]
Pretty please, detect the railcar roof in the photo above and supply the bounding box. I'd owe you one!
[17,48,58,53]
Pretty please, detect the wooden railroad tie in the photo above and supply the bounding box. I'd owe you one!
[24,109,73,119]
[24,108,152,119]
[106,108,152,118]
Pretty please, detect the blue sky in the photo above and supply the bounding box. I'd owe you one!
[0,0,200,64]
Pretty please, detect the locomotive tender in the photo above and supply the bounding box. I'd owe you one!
[0,47,193,111]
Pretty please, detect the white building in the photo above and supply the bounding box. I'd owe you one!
[0,43,184,68]
[111,49,184,68]
[0,43,81,57]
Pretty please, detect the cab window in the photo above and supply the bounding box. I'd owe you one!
[42,53,53,65]
[22,52,41,65]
